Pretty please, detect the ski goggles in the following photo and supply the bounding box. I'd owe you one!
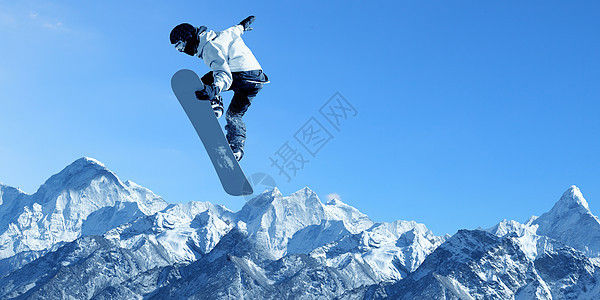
[174,40,187,52]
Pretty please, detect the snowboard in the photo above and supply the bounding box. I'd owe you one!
[171,69,253,196]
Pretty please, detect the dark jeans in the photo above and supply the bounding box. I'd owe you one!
[201,70,268,152]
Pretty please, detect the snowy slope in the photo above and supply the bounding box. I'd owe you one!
[309,220,449,283]
[105,200,235,263]
[236,187,376,260]
[0,235,172,299]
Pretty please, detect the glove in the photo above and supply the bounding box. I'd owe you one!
[195,84,219,101]
[239,16,255,31]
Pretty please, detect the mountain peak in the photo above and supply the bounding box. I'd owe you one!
[531,185,600,257]
[556,185,589,212]
[291,186,318,199]
[538,185,595,223]
[64,157,112,178]
[78,157,106,168]
[36,157,119,196]
[244,188,283,208]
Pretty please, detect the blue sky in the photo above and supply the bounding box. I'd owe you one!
[1,0,599,235]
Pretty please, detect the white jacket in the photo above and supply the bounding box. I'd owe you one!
[197,25,262,92]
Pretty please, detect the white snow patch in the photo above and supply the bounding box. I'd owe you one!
[230,255,274,287]
[434,273,475,300]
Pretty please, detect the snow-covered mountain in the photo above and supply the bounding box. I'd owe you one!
[487,186,600,265]
[354,229,600,299]
[0,158,599,299]
[344,186,600,299]
[0,158,168,277]
[533,186,600,258]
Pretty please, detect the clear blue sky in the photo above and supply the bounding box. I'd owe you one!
[1,0,599,235]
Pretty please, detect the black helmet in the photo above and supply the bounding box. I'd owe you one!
[170,24,207,56]
[170,23,197,44]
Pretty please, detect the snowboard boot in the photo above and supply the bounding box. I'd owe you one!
[230,145,244,161]
[211,95,224,119]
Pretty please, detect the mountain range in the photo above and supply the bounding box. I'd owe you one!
[0,157,599,299]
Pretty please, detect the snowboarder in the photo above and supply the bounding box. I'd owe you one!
[170,16,268,161]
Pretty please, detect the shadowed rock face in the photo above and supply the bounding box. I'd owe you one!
[1,159,599,299]
[358,229,599,300]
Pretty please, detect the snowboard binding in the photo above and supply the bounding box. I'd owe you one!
[231,147,244,161]
[210,96,224,119]
[195,92,224,118]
